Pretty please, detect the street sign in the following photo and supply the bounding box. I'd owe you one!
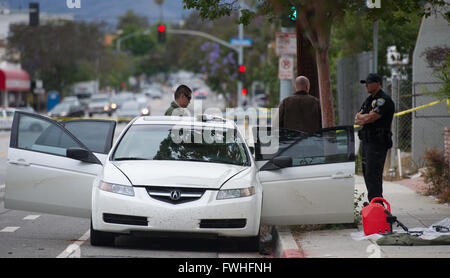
[230,38,252,47]
[278,57,294,80]
[276,32,297,55]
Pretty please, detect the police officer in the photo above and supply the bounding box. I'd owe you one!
[355,73,395,203]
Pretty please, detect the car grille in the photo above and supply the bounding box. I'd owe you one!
[145,186,206,205]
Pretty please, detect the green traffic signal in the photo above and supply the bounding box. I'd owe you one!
[289,6,296,22]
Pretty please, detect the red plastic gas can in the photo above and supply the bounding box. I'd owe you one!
[361,197,391,235]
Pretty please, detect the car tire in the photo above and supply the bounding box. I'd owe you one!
[90,220,116,247]
[246,235,260,252]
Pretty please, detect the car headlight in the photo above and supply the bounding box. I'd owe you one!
[99,181,135,196]
[111,103,117,109]
[141,108,149,115]
[217,186,255,200]
[104,105,110,111]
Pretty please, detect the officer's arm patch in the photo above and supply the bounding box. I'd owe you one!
[376,98,385,106]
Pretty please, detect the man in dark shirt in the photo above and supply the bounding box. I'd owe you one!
[165,85,192,116]
[278,76,322,133]
[355,73,395,202]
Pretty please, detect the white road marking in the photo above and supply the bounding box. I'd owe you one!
[1,226,20,233]
[23,215,40,220]
[57,229,90,258]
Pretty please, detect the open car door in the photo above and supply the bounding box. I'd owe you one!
[5,112,116,218]
[254,126,355,225]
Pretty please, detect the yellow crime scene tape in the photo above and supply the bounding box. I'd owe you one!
[51,116,134,122]
[354,98,449,128]
[48,98,449,128]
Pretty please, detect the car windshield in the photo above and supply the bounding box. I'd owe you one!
[112,124,249,166]
[51,103,72,112]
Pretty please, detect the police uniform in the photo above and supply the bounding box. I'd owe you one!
[358,74,395,202]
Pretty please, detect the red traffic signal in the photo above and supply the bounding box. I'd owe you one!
[158,24,166,33]
[157,24,166,43]
[241,88,248,95]
[239,65,246,72]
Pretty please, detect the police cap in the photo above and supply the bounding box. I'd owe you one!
[360,73,382,84]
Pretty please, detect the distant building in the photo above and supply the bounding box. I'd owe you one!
[411,5,450,166]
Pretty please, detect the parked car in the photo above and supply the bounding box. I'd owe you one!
[88,94,111,117]
[47,101,85,118]
[4,113,355,248]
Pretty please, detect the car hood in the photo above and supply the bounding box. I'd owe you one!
[111,160,248,189]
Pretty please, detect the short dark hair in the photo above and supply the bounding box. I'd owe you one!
[174,85,192,100]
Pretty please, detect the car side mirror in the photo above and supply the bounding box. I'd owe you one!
[273,156,293,168]
[66,147,91,162]
[260,155,293,171]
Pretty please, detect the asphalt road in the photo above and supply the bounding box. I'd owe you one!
[0,90,261,258]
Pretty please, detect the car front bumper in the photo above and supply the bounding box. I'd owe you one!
[91,186,261,238]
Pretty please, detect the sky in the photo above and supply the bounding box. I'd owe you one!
[1,0,190,26]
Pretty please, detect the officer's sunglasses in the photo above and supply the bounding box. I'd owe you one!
[184,93,192,101]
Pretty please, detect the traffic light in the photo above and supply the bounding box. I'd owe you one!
[241,88,248,95]
[29,2,39,26]
[288,6,297,22]
[238,65,246,83]
[157,24,166,43]
[281,5,297,27]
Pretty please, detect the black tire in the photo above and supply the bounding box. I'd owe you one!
[90,220,116,247]
[246,235,260,252]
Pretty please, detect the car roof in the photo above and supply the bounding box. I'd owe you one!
[133,115,236,129]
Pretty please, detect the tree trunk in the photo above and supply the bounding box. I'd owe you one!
[296,20,319,100]
[315,47,334,128]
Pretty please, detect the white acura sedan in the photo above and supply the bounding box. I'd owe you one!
[5,112,355,248]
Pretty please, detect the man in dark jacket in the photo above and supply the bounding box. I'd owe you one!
[165,85,192,116]
[278,76,322,133]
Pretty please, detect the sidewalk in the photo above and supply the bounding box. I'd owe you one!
[275,175,450,258]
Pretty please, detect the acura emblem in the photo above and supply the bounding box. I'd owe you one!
[170,190,181,201]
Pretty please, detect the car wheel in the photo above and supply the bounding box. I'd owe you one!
[246,235,260,252]
[90,219,115,247]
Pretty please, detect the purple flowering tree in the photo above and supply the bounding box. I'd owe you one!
[199,42,238,95]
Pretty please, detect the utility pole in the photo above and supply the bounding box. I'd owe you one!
[373,20,379,73]
[279,26,295,103]
[237,1,244,106]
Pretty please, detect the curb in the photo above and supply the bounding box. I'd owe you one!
[273,226,305,258]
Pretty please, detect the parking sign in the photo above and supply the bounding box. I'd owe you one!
[276,32,297,55]
[278,57,294,80]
